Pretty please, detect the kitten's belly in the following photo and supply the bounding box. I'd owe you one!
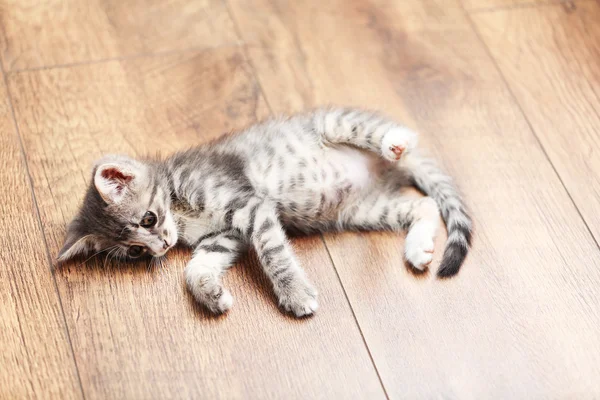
[329,146,374,186]
[258,146,384,220]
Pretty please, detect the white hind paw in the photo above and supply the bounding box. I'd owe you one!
[405,226,435,270]
[381,127,418,162]
[405,245,434,270]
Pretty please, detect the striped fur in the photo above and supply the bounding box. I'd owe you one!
[59,107,472,317]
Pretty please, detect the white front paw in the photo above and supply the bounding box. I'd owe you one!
[212,289,234,313]
[277,278,319,317]
[185,265,233,314]
[381,127,418,162]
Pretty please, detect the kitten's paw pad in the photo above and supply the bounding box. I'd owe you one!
[391,144,406,157]
[381,128,418,162]
[278,282,319,317]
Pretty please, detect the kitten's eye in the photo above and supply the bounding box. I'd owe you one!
[128,245,145,258]
[140,211,157,228]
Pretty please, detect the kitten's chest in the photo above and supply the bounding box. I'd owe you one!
[171,189,238,246]
[173,208,227,246]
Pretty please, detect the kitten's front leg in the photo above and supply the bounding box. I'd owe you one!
[185,231,244,314]
[234,200,318,317]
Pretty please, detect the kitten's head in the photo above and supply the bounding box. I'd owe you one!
[58,154,178,263]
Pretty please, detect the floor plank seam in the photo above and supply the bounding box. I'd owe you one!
[463,3,600,253]
[4,42,244,74]
[467,0,593,14]
[1,62,87,400]
[223,1,390,395]
[224,1,392,394]
[319,236,391,400]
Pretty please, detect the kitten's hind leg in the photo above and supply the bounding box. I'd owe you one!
[312,107,418,162]
[339,191,440,271]
[185,230,244,314]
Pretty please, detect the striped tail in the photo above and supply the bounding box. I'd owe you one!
[402,152,473,277]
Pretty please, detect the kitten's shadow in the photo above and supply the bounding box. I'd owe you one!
[56,246,308,322]
[404,261,430,279]
[53,252,162,276]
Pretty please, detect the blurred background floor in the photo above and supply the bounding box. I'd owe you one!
[1,0,600,398]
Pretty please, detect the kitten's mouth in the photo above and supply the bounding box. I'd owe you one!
[153,235,177,257]
[153,245,173,257]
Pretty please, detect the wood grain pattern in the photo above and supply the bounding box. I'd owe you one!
[0,74,81,397]
[229,0,600,397]
[0,0,239,71]
[4,0,600,397]
[7,48,385,399]
[462,0,571,11]
[473,1,600,248]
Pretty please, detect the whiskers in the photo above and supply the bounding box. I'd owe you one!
[103,246,124,268]
[70,244,166,272]
[74,245,118,268]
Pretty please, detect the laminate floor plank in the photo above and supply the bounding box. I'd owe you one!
[7,48,385,399]
[473,0,600,249]
[228,0,600,397]
[462,0,574,11]
[0,72,82,399]
[0,0,239,71]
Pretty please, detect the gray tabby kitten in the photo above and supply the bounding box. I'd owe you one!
[58,108,472,317]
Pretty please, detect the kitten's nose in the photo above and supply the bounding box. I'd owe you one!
[163,239,170,249]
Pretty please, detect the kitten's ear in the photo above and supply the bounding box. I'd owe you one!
[94,162,136,204]
[57,220,98,262]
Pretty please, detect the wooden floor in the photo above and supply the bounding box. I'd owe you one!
[1,0,600,398]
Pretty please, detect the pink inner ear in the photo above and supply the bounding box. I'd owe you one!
[101,168,133,183]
